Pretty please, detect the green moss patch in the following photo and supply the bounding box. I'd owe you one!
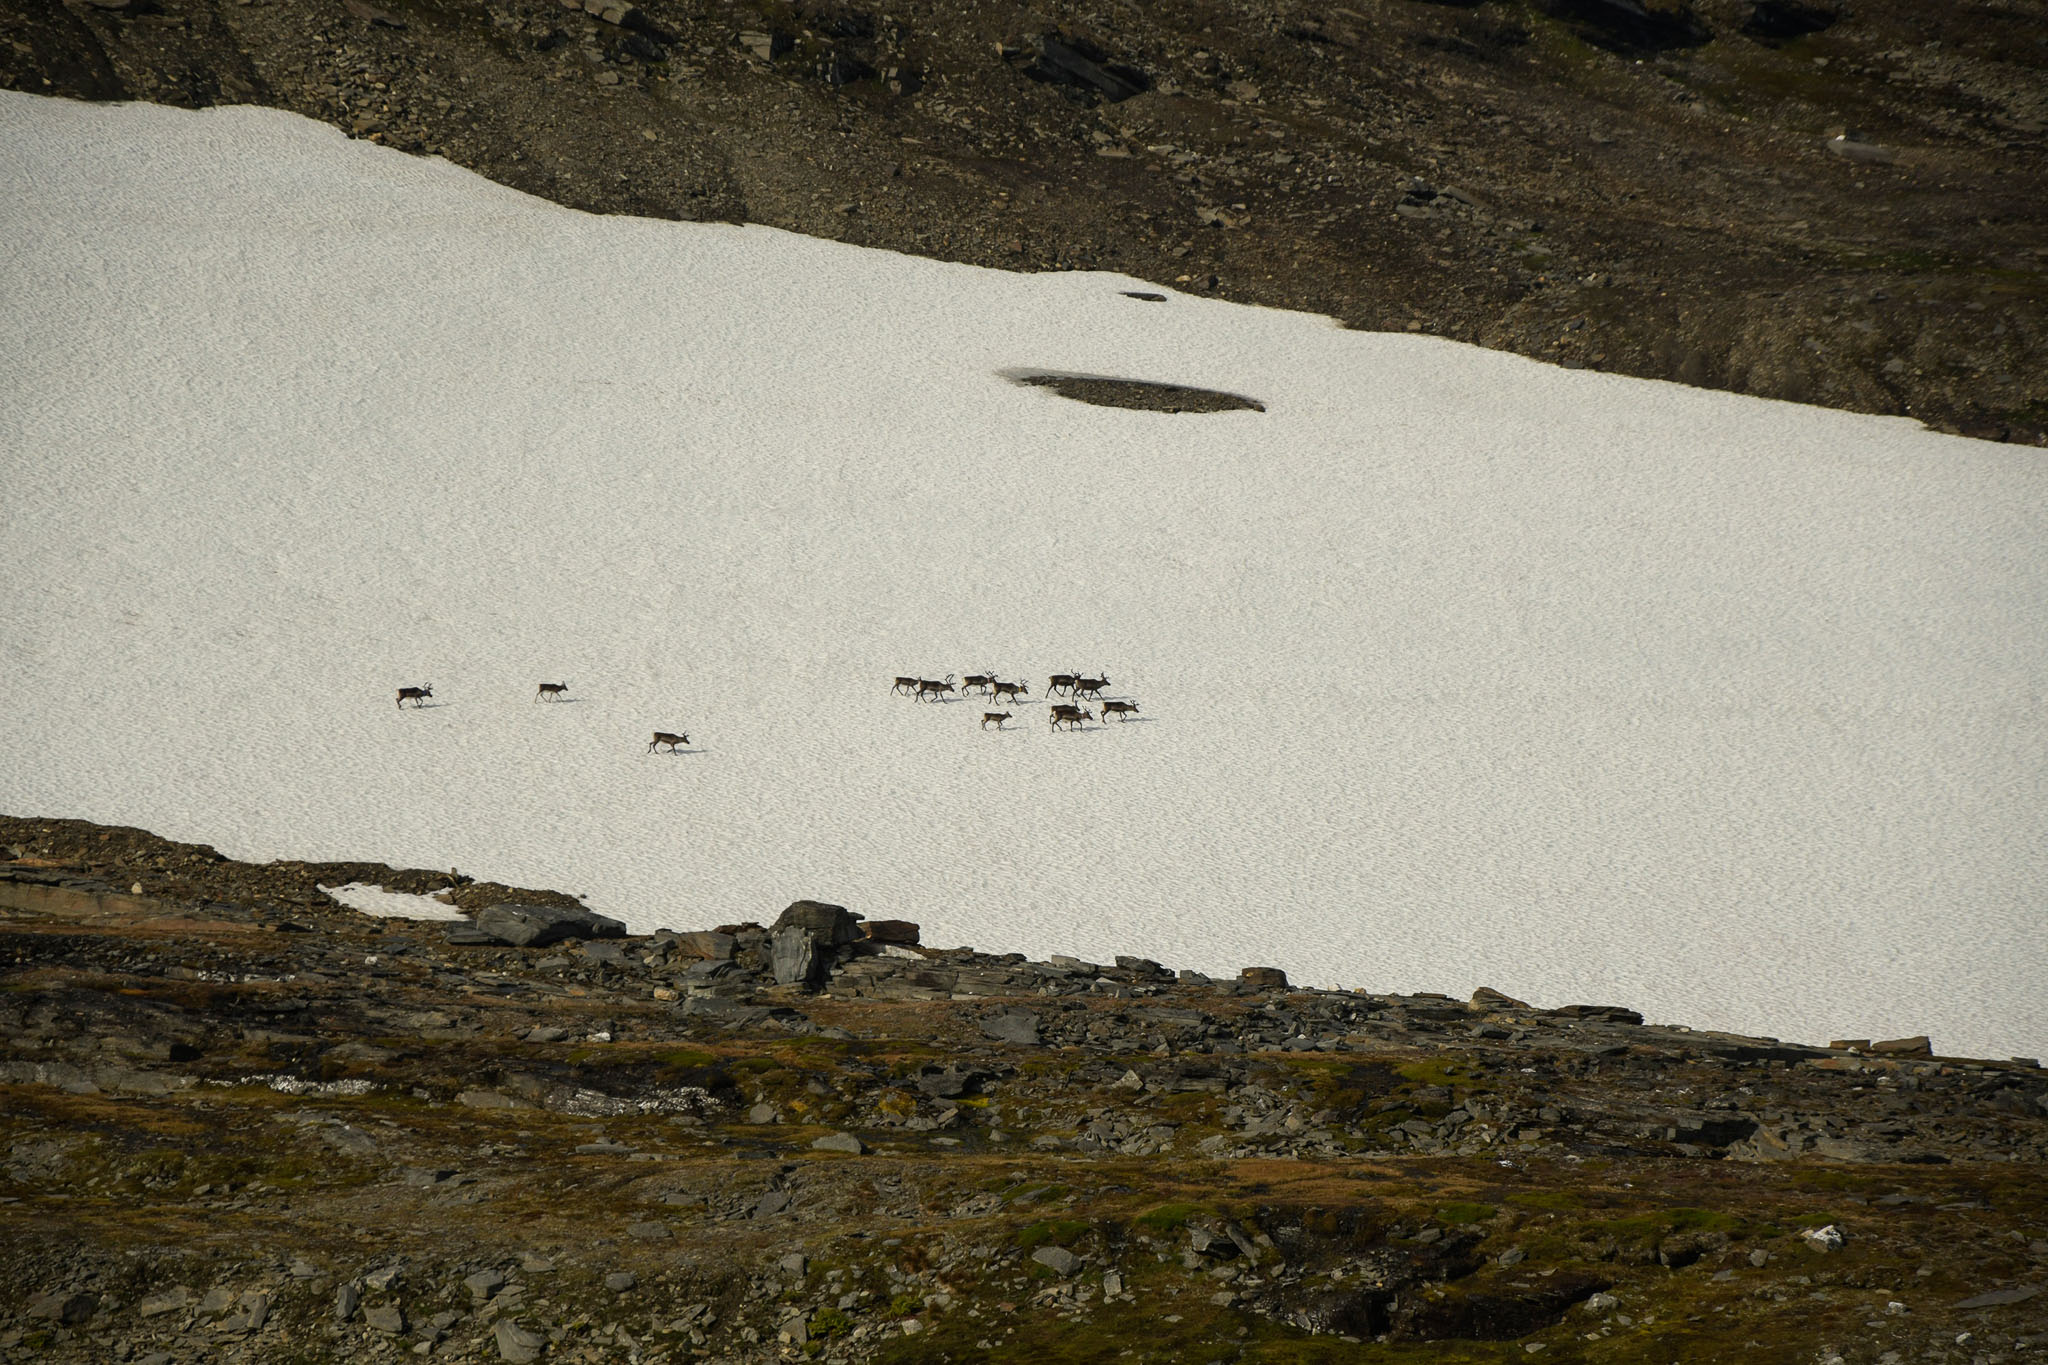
[1435,1201,1497,1225]
[1014,1219,1090,1250]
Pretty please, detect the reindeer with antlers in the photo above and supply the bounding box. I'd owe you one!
[1072,673,1111,703]
[396,684,433,709]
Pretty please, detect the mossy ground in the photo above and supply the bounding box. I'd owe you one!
[2,822,2043,1361]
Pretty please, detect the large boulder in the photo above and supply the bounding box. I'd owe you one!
[1032,1246,1082,1276]
[27,1291,96,1326]
[770,925,823,987]
[472,902,626,948]
[981,1011,1041,1046]
[772,900,861,946]
[769,901,860,988]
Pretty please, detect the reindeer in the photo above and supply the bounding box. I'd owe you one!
[396,684,433,709]
[962,672,999,697]
[1101,700,1140,722]
[1049,704,1093,731]
[1073,674,1111,702]
[990,679,1030,705]
[914,674,956,703]
[892,676,919,696]
[1048,672,1079,697]
[535,682,569,703]
[648,731,690,753]
[981,712,1012,730]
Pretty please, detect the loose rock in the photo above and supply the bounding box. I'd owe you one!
[493,1318,548,1362]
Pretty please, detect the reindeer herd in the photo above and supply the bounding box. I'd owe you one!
[393,681,694,756]
[392,667,1139,753]
[892,670,1142,732]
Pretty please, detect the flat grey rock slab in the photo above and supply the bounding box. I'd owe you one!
[812,1131,865,1154]
[981,1011,1041,1046]
[473,902,626,947]
[1956,1285,2040,1310]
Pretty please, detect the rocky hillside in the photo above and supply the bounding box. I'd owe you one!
[2,814,2044,1363]
[3,0,2042,442]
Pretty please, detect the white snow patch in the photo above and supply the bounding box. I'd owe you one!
[320,882,468,922]
[1,93,2043,1058]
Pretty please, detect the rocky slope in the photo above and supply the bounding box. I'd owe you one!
[2,814,2044,1364]
[3,0,2043,442]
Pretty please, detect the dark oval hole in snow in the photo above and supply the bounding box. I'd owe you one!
[1006,371,1265,414]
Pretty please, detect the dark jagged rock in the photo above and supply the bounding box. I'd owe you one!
[26,1290,96,1325]
[1544,1003,1643,1025]
[471,902,626,947]
[772,900,861,946]
[1021,32,1148,103]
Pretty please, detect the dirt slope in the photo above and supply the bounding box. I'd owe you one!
[5,0,2044,441]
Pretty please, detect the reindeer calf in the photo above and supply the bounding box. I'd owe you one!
[648,731,690,753]
[535,682,569,702]
[981,711,1012,730]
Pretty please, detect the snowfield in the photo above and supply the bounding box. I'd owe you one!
[3,92,2043,1058]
